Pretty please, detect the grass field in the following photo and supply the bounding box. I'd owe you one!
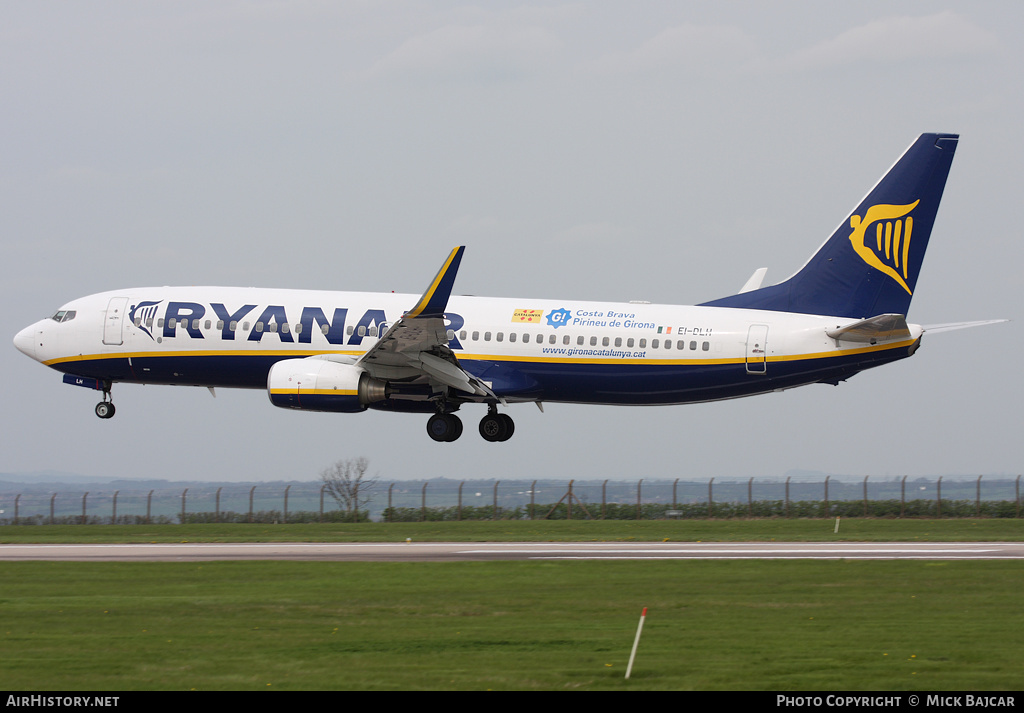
[1,520,1022,691]
[2,517,1023,543]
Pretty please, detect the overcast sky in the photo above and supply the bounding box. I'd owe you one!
[2,1,1021,484]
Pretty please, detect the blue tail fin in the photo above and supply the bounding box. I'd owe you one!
[700,133,958,318]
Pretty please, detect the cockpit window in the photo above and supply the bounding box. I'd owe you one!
[50,310,76,323]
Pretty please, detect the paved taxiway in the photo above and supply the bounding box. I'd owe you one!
[2,542,1023,562]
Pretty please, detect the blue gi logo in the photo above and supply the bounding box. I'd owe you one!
[546,308,572,329]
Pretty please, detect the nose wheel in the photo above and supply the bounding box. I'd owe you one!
[95,383,115,419]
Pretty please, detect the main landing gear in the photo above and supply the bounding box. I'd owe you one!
[426,406,515,443]
[95,383,115,419]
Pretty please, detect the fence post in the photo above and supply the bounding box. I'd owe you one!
[81,492,88,525]
[284,485,291,524]
[147,490,153,524]
[636,479,642,520]
[863,476,869,517]
[785,477,790,518]
[674,478,679,509]
[901,476,906,518]
[50,493,56,525]
[14,494,20,524]
[824,476,830,518]
[748,477,753,518]
[320,484,325,523]
[388,483,394,522]
[976,475,982,517]
[421,482,428,522]
[493,481,500,521]
[458,481,464,521]
[602,480,607,520]
[530,480,536,521]
[181,488,188,524]
[707,478,714,518]
[937,477,942,518]
[216,487,222,523]
[112,490,118,524]
[1017,475,1021,519]
[248,486,255,523]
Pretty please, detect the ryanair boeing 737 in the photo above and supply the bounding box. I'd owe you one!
[13,133,1003,442]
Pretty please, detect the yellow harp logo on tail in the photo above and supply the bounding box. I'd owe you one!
[848,200,920,295]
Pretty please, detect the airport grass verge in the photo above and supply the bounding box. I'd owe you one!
[2,559,1022,691]
[1,518,1022,543]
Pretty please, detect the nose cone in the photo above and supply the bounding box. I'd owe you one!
[13,324,38,360]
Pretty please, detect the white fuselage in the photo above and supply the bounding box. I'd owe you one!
[14,286,923,407]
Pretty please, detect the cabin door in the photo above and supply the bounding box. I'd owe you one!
[103,297,130,346]
[745,324,768,374]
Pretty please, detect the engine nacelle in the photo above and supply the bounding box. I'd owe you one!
[267,358,388,413]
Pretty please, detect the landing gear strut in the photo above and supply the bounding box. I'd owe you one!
[95,382,115,419]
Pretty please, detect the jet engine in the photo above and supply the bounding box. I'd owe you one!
[267,358,388,413]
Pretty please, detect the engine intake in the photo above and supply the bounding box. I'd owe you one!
[267,359,388,413]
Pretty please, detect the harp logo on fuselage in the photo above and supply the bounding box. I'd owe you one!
[848,200,920,295]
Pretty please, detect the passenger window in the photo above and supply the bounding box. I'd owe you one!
[690,341,697,350]
[459,330,467,341]
[229,321,237,332]
[509,333,517,343]
[588,336,596,346]
[577,336,584,346]
[522,333,529,343]
[563,335,569,345]
[639,338,646,348]
[678,340,685,350]
[157,318,165,328]
[652,339,659,348]
[446,329,455,340]
[473,331,480,341]
[321,324,329,335]
[484,332,491,341]
[255,322,264,333]
[496,332,504,342]
[293,323,302,334]
[614,337,622,347]
[702,341,710,351]
[664,340,672,350]
[269,322,279,333]
[550,334,557,345]
[216,320,224,330]
[242,322,250,331]
[367,326,376,337]
[347,326,354,335]
[204,320,212,330]
[602,337,609,347]
[358,326,366,337]
[627,338,634,348]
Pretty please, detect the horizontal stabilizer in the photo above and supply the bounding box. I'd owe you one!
[826,314,911,344]
[923,319,1009,334]
[739,267,768,294]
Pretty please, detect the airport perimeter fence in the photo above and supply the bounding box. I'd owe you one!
[0,475,1021,525]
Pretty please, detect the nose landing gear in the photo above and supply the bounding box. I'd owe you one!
[95,383,115,419]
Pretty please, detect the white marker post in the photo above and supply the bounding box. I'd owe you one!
[625,607,647,680]
[834,516,841,534]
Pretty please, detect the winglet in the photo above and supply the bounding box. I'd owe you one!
[405,246,465,318]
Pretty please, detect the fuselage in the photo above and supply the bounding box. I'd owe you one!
[13,286,923,407]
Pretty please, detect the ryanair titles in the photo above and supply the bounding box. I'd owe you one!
[132,301,465,349]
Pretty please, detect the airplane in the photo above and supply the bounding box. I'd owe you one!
[13,133,1005,442]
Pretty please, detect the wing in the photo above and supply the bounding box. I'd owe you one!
[356,247,498,400]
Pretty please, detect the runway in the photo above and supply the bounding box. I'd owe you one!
[2,541,1023,562]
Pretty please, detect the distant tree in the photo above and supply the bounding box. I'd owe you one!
[320,457,378,523]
